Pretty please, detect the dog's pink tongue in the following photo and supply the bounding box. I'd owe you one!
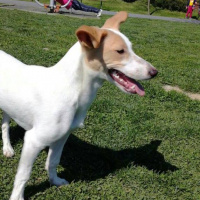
[135,83,145,96]
[126,77,145,96]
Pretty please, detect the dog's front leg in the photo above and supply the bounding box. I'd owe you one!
[10,130,45,200]
[45,134,70,186]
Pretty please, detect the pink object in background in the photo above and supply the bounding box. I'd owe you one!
[57,0,72,9]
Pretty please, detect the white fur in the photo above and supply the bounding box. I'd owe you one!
[0,26,157,200]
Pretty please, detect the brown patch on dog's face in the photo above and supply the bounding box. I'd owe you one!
[102,31,130,68]
[76,25,107,49]
[83,30,130,72]
[75,12,157,96]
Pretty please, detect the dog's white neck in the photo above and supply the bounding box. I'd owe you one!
[54,42,104,129]
[55,42,103,98]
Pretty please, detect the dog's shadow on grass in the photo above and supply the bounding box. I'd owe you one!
[59,135,178,183]
[10,126,178,198]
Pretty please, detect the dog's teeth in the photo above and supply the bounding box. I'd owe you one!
[113,71,118,76]
[119,79,123,82]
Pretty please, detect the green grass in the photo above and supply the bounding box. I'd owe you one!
[0,8,200,200]
[9,0,191,18]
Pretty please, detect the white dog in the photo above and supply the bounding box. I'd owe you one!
[0,11,157,200]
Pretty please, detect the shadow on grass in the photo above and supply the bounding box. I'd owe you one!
[59,135,178,183]
[192,16,198,20]
[9,126,178,198]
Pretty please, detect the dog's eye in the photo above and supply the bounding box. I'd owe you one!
[116,49,125,54]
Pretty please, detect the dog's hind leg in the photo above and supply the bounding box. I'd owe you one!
[45,135,70,186]
[10,130,45,200]
[2,112,14,157]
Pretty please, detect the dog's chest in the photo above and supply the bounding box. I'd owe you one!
[71,110,86,129]
[71,89,97,130]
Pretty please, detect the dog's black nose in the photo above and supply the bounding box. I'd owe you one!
[149,68,158,78]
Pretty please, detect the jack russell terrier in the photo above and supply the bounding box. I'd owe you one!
[0,11,157,200]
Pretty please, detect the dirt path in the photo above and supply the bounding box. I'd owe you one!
[1,0,200,24]
[163,85,200,101]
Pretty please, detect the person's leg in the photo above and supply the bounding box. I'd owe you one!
[189,6,193,18]
[72,0,99,13]
[188,6,193,18]
[186,7,189,18]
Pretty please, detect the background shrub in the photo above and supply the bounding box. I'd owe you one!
[151,0,187,11]
[122,0,187,12]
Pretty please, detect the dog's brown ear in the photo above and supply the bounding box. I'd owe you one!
[102,11,128,30]
[76,25,107,49]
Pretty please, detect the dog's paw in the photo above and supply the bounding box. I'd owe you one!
[3,146,15,157]
[50,177,69,187]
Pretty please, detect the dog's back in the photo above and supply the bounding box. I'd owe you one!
[0,51,48,130]
[0,50,81,131]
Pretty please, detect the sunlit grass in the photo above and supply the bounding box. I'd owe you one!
[0,8,200,200]
[8,0,188,18]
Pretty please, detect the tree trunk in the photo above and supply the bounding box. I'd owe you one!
[148,0,150,15]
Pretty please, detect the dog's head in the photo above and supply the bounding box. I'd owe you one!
[76,11,158,96]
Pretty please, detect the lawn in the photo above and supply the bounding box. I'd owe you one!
[9,0,190,18]
[0,8,200,200]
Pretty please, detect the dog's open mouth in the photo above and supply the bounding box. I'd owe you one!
[108,69,145,96]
